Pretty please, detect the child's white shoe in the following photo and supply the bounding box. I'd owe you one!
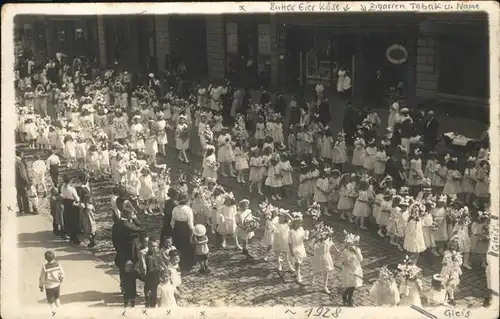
[324,287,330,294]
[377,229,384,237]
[463,263,472,270]
[263,255,268,262]
[271,195,277,200]
[276,194,282,200]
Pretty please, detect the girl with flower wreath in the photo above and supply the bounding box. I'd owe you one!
[234,140,249,184]
[144,120,159,167]
[272,209,294,272]
[138,166,155,215]
[377,188,395,238]
[352,138,366,173]
[217,127,236,177]
[216,193,239,249]
[266,154,283,201]
[443,158,462,195]
[340,230,363,306]
[440,242,463,305]
[288,212,310,283]
[461,157,477,205]
[156,113,169,157]
[352,178,372,229]
[398,256,423,306]
[470,210,490,269]
[175,115,191,163]
[313,167,332,216]
[235,199,259,260]
[337,173,355,221]
[310,223,339,294]
[421,199,440,256]
[369,266,400,306]
[403,202,427,263]
[248,146,264,195]
[260,201,278,261]
[452,206,472,269]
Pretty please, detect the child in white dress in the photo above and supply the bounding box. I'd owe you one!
[265,155,283,200]
[261,203,278,261]
[313,168,332,216]
[403,203,427,262]
[398,257,423,307]
[332,132,347,171]
[75,136,88,170]
[352,179,371,229]
[139,167,155,215]
[352,138,366,172]
[130,115,146,152]
[369,266,400,306]
[279,153,293,197]
[319,129,334,161]
[248,147,263,195]
[470,211,490,269]
[144,121,158,167]
[216,196,239,249]
[289,212,309,283]
[217,128,235,177]
[158,271,180,308]
[175,116,190,163]
[156,113,169,157]
[312,226,339,294]
[235,199,257,260]
[233,141,249,184]
[272,210,294,272]
[340,231,363,306]
[202,146,218,182]
[297,163,311,208]
[440,243,463,305]
[363,139,377,174]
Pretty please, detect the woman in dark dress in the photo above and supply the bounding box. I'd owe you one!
[170,193,196,271]
[60,174,81,244]
[318,98,331,127]
[160,188,178,247]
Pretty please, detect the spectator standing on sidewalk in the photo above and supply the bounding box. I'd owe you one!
[422,110,439,153]
[16,150,31,214]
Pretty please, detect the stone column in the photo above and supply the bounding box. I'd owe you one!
[155,16,170,74]
[205,16,225,80]
[96,16,107,68]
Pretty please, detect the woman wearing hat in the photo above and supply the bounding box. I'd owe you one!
[170,193,196,271]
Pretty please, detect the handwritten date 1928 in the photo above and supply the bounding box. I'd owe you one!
[305,307,342,318]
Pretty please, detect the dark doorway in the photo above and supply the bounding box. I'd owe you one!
[169,16,208,80]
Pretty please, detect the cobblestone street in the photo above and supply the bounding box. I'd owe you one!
[18,135,488,308]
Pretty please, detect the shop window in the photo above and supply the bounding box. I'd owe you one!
[257,24,271,86]
[438,35,489,98]
[225,22,238,79]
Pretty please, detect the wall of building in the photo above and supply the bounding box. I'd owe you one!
[415,36,438,99]
[154,16,170,73]
[205,16,225,80]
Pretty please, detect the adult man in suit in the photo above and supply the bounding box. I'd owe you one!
[112,203,143,292]
[16,150,31,214]
[423,110,439,152]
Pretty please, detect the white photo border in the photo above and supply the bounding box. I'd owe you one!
[1,2,499,318]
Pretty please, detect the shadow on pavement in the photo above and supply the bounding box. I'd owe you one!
[17,231,63,249]
[37,291,123,307]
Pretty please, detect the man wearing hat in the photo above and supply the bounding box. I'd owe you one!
[422,110,439,152]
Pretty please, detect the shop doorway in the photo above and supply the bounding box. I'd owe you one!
[237,19,258,88]
[362,35,408,101]
[170,16,208,80]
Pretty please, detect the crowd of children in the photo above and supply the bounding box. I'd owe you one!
[18,60,492,309]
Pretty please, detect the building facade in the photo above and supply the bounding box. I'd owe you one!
[15,13,488,107]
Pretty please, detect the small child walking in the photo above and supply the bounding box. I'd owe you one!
[192,224,210,273]
[38,250,65,309]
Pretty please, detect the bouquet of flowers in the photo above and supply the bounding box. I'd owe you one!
[232,123,247,140]
[310,222,334,243]
[203,126,214,144]
[259,200,277,219]
[126,160,140,172]
[343,230,360,245]
[378,266,395,283]
[397,255,422,281]
[408,202,426,221]
[290,211,303,221]
[305,202,322,221]
[242,213,260,232]
[179,125,190,141]
[455,206,471,226]
[191,172,203,188]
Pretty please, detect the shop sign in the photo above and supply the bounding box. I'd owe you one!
[386,44,408,64]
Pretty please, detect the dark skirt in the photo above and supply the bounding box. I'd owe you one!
[62,199,80,238]
[172,221,195,271]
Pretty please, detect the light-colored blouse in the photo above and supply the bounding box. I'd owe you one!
[170,204,194,230]
[60,184,80,201]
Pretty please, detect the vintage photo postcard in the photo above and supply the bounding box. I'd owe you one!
[1,2,499,319]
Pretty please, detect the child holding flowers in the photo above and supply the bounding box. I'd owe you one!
[440,244,463,305]
[398,256,423,307]
[340,230,363,306]
[369,266,400,306]
[260,201,278,261]
[403,202,427,263]
[235,199,259,260]
[470,211,490,269]
[272,209,294,272]
[311,223,340,294]
[288,212,309,283]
